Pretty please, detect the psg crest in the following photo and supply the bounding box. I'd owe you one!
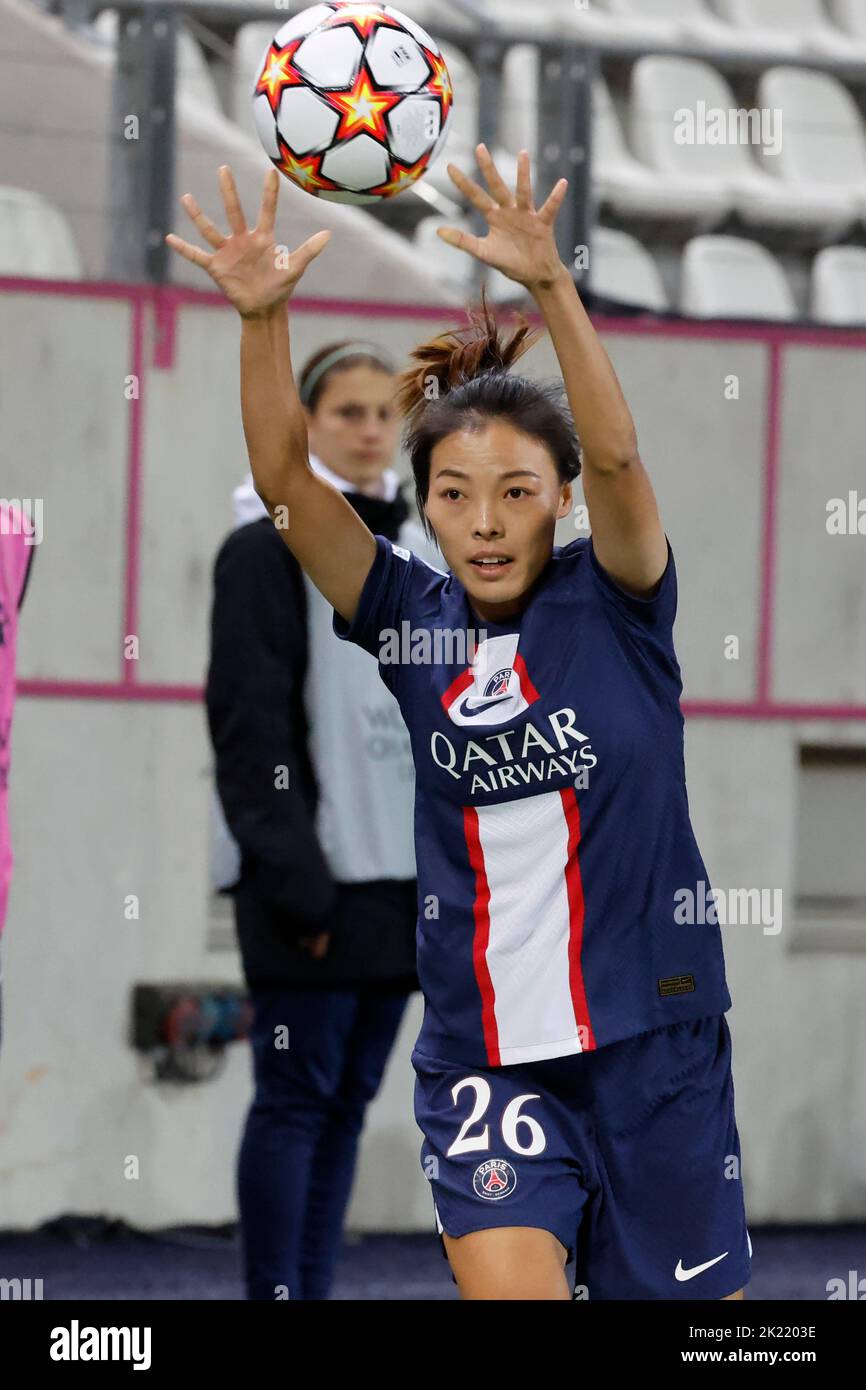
[473,1158,517,1201]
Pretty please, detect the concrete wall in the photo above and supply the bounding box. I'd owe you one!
[1,282,865,1232]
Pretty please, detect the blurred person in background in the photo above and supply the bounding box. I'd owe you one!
[0,503,35,1052]
[206,341,442,1300]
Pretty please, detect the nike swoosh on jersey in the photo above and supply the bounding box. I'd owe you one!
[460,697,513,718]
[674,1252,729,1281]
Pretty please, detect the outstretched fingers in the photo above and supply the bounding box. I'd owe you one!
[539,177,569,226]
[179,192,225,250]
[516,149,534,212]
[257,166,279,238]
[291,228,332,276]
[446,161,497,217]
[218,165,247,236]
[437,224,488,262]
[164,233,213,271]
[476,143,515,207]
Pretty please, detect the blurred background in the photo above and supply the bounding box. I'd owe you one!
[0,0,864,1299]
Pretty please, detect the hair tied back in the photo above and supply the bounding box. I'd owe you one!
[395,285,540,426]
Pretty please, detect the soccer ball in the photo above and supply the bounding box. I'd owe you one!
[251,3,454,204]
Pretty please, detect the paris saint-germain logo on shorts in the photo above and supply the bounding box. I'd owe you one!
[473,1158,517,1201]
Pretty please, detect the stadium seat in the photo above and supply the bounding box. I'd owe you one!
[756,68,866,219]
[0,186,82,278]
[589,0,780,55]
[811,246,866,325]
[592,75,732,225]
[828,0,866,42]
[588,227,669,311]
[495,0,601,39]
[631,57,858,237]
[496,0,703,47]
[397,0,476,33]
[680,235,797,320]
[566,0,682,47]
[714,0,866,61]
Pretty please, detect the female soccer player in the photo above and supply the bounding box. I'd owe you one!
[167,148,751,1301]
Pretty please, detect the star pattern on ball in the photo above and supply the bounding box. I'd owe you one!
[274,138,341,196]
[370,153,432,199]
[325,66,404,142]
[324,4,402,40]
[424,49,453,122]
[255,38,306,114]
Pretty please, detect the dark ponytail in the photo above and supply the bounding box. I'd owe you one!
[396,288,582,541]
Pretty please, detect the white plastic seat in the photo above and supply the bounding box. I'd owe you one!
[593,75,731,225]
[494,0,623,40]
[715,0,866,61]
[588,227,669,311]
[501,59,731,224]
[495,0,717,47]
[828,0,866,41]
[590,0,779,55]
[0,187,82,278]
[631,56,857,237]
[811,247,866,325]
[569,0,683,47]
[392,0,476,32]
[757,67,866,219]
[680,235,797,320]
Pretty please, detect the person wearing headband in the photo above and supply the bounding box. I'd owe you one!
[206,338,442,1300]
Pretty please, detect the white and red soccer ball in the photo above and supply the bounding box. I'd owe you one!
[251,3,454,204]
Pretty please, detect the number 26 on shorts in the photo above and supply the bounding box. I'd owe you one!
[446,1077,548,1158]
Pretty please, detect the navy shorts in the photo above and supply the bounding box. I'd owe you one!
[413,1014,751,1300]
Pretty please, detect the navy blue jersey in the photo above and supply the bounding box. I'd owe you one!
[333,533,731,1068]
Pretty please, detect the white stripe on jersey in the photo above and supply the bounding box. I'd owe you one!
[475,790,585,1065]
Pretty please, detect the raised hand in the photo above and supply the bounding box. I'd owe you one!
[439,145,569,293]
[165,165,331,319]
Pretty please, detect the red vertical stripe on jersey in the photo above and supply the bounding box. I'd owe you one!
[560,788,596,1051]
[463,805,501,1066]
[513,653,540,705]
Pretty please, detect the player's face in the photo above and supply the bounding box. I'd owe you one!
[304,365,401,492]
[425,418,573,623]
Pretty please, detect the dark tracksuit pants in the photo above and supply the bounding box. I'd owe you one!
[237,984,409,1300]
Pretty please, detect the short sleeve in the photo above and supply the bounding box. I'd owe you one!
[332,535,443,691]
[588,535,677,636]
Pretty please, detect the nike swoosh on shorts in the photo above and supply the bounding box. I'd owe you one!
[674,1252,728,1281]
